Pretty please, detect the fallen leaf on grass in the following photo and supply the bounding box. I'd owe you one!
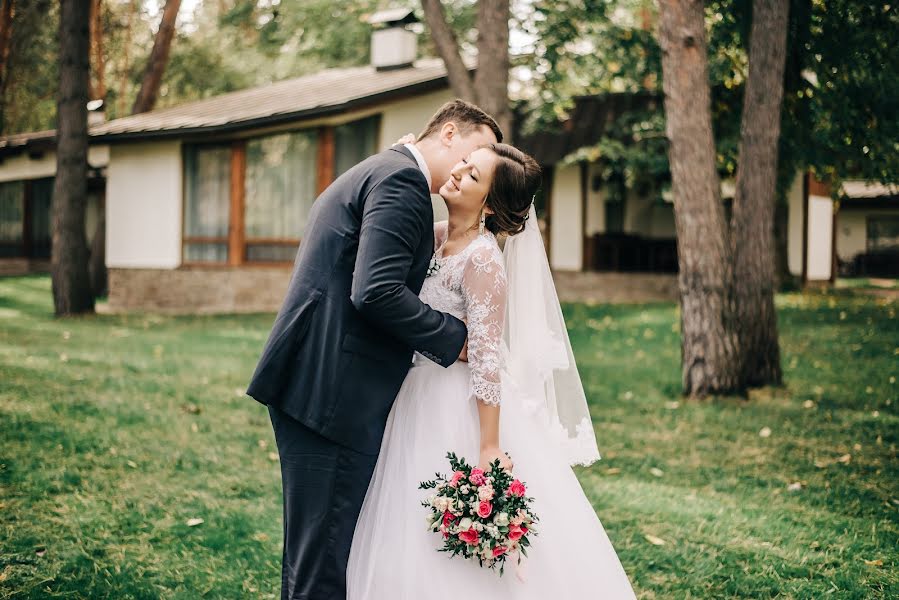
[802,400,816,409]
[644,534,666,546]
[759,427,772,438]
[267,452,279,462]
[836,454,852,464]
[126,460,137,468]
[604,467,621,475]
[190,423,199,433]
[252,532,270,543]
[181,404,201,415]
[664,401,680,410]
[864,559,883,567]
[186,518,204,527]
[35,548,46,557]
[650,468,664,478]
[787,482,803,492]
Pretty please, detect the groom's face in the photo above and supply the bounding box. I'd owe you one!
[437,124,498,186]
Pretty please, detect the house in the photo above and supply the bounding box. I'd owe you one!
[518,95,899,283]
[0,124,107,276]
[2,10,465,311]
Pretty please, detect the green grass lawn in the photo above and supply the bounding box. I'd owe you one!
[1,276,896,599]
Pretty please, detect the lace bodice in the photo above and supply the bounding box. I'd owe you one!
[418,222,506,406]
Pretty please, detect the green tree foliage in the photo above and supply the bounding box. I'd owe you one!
[523,0,898,189]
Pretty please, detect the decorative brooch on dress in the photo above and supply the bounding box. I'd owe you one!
[426,252,442,278]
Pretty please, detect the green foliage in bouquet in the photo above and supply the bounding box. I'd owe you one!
[420,452,539,576]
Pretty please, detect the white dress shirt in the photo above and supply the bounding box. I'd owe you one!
[404,143,432,190]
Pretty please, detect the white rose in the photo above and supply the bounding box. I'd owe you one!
[494,512,509,527]
[459,485,470,494]
[459,517,472,531]
[477,485,494,501]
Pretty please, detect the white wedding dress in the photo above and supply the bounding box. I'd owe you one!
[347,223,637,599]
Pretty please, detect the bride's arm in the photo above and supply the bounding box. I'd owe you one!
[462,245,513,472]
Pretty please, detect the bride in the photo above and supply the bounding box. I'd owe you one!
[347,142,637,599]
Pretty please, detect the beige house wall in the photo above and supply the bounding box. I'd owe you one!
[0,145,109,183]
[549,163,583,271]
[106,140,183,269]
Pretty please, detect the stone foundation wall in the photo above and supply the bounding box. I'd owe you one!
[105,267,680,314]
[106,267,292,314]
[0,259,51,276]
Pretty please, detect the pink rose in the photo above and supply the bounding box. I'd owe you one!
[469,468,487,486]
[492,545,508,558]
[442,511,456,528]
[458,528,479,545]
[508,524,526,541]
[508,479,526,497]
[449,471,465,487]
[477,500,493,519]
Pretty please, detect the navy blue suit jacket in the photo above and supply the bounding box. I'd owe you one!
[246,145,467,454]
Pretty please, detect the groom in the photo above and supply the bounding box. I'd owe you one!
[246,100,502,600]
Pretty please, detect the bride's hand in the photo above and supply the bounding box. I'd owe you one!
[479,446,513,473]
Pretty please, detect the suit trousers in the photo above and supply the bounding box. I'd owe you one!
[268,405,378,600]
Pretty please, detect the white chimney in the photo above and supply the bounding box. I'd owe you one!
[368,8,419,71]
[87,99,106,127]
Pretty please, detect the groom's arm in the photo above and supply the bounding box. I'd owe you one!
[350,167,467,366]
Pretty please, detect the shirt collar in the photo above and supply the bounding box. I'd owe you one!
[404,143,432,190]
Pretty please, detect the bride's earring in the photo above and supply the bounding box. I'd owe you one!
[478,210,486,235]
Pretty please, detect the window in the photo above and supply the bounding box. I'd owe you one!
[0,178,55,259]
[244,131,318,263]
[30,178,53,259]
[867,217,899,251]
[182,115,383,266]
[183,145,231,262]
[0,181,24,257]
[334,115,381,178]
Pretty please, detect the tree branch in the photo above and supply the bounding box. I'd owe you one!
[420,0,475,101]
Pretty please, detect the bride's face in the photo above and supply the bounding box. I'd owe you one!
[439,148,497,214]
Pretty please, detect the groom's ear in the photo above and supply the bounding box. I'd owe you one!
[438,122,458,147]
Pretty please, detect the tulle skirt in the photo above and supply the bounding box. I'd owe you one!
[346,358,637,599]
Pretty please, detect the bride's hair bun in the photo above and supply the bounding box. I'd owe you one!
[482,143,541,237]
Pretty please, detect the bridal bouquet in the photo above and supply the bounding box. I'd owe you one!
[419,452,538,575]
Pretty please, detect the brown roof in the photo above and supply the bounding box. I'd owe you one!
[90,58,455,141]
[1,58,457,155]
[516,92,659,165]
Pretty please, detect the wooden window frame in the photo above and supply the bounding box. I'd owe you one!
[180,119,374,268]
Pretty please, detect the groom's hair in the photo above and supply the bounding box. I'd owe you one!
[417,100,504,143]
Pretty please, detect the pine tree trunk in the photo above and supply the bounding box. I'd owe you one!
[131,0,180,114]
[0,0,15,133]
[52,0,94,316]
[731,0,789,387]
[657,0,739,396]
[117,0,135,116]
[89,0,105,101]
[473,0,512,140]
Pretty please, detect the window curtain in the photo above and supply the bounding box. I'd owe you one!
[244,131,318,262]
[0,181,24,257]
[334,115,380,179]
[184,146,231,262]
[30,178,53,259]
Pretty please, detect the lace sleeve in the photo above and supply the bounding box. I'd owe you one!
[461,242,507,406]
